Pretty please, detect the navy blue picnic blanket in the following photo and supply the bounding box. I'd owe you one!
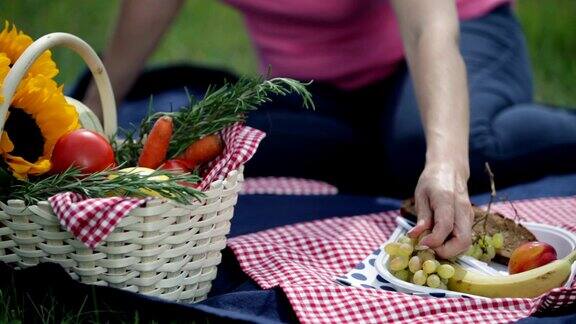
[1,172,576,323]
[2,66,573,323]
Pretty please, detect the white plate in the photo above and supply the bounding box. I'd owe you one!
[374,217,576,298]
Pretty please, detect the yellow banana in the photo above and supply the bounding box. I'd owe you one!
[448,250,576,298]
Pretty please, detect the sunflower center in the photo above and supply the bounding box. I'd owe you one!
[5,107,45,162]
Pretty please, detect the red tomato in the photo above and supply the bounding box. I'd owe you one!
[161,159,199,188]
[50,129,116,174]
[160,159,195,173]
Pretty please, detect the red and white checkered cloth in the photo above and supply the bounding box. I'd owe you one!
[49,124,265,249]
[200,124,265,190]
[240,177,338,195]
[48,193,147,249]
[227,196,576,323]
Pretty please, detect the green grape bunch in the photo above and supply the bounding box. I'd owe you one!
[465,232,504,262]
[384,233,456,289]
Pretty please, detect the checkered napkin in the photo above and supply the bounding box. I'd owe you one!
[49,124,265,249]
[240,177,338,195]
[227,196,576,323]
[48,193,147,249]
[199,123,266,190]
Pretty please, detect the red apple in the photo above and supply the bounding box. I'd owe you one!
[508,242,557,274]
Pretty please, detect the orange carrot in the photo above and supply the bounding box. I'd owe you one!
[178,134,223,165]
[138,116,173,169]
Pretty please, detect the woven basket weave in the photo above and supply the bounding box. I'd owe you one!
[0,168,242,302]
[0,33,242,302]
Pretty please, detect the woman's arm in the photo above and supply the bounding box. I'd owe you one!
[83,0,185,120]
[391,0,474,258]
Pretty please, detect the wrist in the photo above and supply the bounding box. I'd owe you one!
[424,151,470,179]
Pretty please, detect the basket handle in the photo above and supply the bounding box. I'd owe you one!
[0,32,117,137]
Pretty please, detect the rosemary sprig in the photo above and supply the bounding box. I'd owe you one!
[7,167,204,205]
[167,77,313,157]
[114,77,314,164]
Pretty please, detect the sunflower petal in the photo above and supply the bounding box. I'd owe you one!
[0,21,58,79]
[0,131,14,154]
[4,154,52,179]
[2,74,79,178]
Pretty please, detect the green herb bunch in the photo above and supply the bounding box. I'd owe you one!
[114,77,314,165]
[7,167,204,205]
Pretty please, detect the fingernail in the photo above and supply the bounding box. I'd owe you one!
[419,238,434,248]
[415,245,429,251]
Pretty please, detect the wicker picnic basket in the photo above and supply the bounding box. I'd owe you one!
[0,33,243,303]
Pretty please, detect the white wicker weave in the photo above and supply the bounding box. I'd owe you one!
[0,33,243,303]
[0,168,242,302]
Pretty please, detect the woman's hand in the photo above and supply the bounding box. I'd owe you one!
[408,162,474,259]
[391,0,472,258]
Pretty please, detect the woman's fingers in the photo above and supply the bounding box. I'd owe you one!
[435,195,473,258]
[411,163,473,255]
[408,192,433,238]
[420,198,454,248]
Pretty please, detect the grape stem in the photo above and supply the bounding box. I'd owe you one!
[474,162,525,234]
[483,162,497,233]
[499,194,524,223]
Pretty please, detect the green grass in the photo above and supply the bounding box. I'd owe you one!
[0,287,111,323]
[516,0,576,108]
[0,0,574,107]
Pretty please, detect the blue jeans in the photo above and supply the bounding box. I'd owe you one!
[71,5,576,196]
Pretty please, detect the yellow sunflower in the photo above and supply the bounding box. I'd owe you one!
[0,21,58,79]
[0,52,9,104]
[0,74,79,179]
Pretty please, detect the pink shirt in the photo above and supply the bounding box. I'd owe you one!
[224,0,511,89]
